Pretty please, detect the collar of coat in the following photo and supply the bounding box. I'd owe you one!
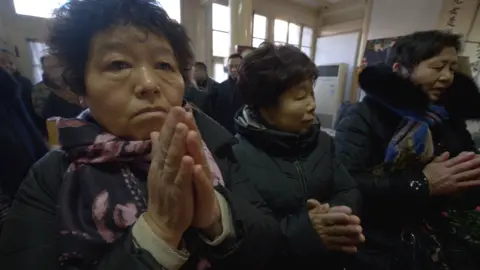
[359,64,480,120]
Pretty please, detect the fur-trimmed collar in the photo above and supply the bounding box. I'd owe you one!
[359,65,480,120]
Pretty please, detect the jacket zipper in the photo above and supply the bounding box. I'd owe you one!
[294,159,308,195]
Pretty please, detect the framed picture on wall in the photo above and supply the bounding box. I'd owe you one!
[362,37,398,67]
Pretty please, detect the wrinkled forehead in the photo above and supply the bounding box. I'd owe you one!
[89,25,175,57]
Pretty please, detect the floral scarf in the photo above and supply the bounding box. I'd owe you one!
[56,108,224,268]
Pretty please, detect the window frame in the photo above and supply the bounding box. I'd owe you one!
[212,3,231,57]
[272,19,314,57]
[252,13,267,47]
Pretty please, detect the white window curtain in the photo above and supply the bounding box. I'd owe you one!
[28,40,48,84]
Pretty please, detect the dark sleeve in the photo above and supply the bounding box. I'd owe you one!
[19,78,47,136]
[278,139,362,258]
[228,146,327,259]
[0,152,174,270]
[204,85,219,120]
[455,120,478,153]
[191,151,282,270]
[327,138,362,215]
[335,113,431,217]
[449,120,480,209]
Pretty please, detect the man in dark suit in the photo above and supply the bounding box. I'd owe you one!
[207,53,244,134]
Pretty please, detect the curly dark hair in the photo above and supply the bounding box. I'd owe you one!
[387,30,462,70]
[48,0,193,95]
[237,43,318,107]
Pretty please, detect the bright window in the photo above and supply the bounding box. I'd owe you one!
[252,38,265,48]
[14,0,181,21]
[274,19,288,44]
[252,14,267,47]
[273,19,313,57]
[28,40,49,84]
[301,46,311,57]
[302,27,313,47]
[212,31,230,58]
[212,3,231,57]
[14,0,67,18]
[212,3,230,32]
[158,0,181,22]
[288,23,301,47]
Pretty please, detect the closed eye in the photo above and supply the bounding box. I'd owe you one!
[156,62,174,71]
[107,60,131,71]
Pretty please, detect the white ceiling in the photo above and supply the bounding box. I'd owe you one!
[289,0,344,8]
[212,0,358,11]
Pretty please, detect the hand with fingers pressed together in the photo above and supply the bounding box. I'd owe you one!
[423,151,480,196]
[143,107,222,249]
[307,199,365,254]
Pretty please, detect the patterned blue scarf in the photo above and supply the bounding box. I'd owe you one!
[379,102,449,164]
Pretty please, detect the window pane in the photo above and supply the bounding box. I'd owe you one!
[302,27,313,47]
[253,14,267,39]
[301,46,311,57]
[275,41,285,46]
[288,23,301,46]
[14,0,67,18]
[212,31,230,57]
[252,38,265,48]
[214,62,228,83]
[29,41,49,84]
[212,3,230,32]
[274,19,288,43]
[158,0,181,23]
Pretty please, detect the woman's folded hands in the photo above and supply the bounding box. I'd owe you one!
[307,199,365,254]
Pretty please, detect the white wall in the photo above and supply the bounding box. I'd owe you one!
[368,0,444,39]
[315,31,360,101]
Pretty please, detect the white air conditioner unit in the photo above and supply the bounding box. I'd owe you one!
[313,63,348,129]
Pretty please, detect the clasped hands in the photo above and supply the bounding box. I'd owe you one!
[307,199,365,254]
[143,107,222,249]
[423,151,480,195]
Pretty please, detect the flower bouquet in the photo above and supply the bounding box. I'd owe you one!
[443,206,480,250]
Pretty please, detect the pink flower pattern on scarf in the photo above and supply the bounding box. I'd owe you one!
[56,110,225,269]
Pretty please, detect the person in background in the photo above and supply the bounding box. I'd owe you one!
[184,64,210,112]
[32,54,83,122]
[233,43,363,269]
[0,67,48,228]
[208,53,244,134]
[364,41,386,66]
[0,0,280,269]
[193,62,217,93]
[32,55,58,118]
[0,49,45,135]
[335,30,480,270]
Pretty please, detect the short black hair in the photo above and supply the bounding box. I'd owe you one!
[228,53,243,61]
[194,62,207,71]
[48,0,193,95]
[387,30,462,69]
[237,43,318,107]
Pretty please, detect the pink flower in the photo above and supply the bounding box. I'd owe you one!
[475,206,480,212]
[441,212,448,218]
